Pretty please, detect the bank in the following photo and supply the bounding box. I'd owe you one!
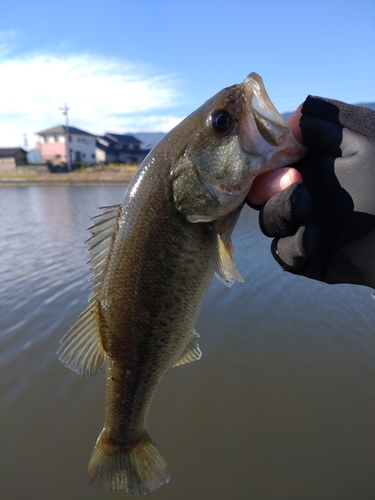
[0,164,139,187]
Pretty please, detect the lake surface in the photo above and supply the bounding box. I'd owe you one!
[1,185,375,500]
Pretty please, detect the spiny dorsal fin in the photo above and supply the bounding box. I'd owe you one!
[58,205,121,377]
[86,204,121,304]
[208,223,244,287]
[173,329,202,367]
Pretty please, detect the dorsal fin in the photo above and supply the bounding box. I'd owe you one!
[58,205,121,377]
[86,205,121,304]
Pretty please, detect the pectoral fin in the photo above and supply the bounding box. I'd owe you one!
[173,329,202,367]
[208,223,244,287]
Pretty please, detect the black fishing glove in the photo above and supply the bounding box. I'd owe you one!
[258,96,375,288]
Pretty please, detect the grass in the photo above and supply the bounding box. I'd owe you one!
[0,173,38,179]
[0,163,140,184]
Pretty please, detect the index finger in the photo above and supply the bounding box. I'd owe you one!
[286,105,304,144]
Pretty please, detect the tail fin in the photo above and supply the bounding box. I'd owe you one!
[85,430,170,496]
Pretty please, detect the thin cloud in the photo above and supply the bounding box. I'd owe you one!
[0,30,18,57]
[0,50,183,147]
[117,115,184,134]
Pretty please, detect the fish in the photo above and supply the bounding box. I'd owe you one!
[58,72,305,496]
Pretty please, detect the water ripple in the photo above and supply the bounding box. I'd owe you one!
[2,188,375,499]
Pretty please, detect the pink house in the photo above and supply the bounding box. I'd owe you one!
[36,125,96,166]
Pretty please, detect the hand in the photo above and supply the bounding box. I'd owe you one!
[248,96,375,288]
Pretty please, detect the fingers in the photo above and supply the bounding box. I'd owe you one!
[286,105,304,144]
[247,104,321,275]
[271,223,320,272]
[248,167,303,206]
[259,183,320,273]
[259,183,312,237]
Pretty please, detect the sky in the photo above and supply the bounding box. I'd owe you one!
[0,0,374,149]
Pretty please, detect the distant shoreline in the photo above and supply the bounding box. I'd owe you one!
[0,178,131,187]
[0,164,138,187]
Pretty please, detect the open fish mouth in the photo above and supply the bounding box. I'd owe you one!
[240,72,305,166]
[196,72,305,205]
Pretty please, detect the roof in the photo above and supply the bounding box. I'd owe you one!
[97,136,116,147]
[96,143,150,155]
[104,133,141,144]
[0,147,26,157]
[36,125,95,136]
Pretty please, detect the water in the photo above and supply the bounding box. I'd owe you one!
[1,186,375,500]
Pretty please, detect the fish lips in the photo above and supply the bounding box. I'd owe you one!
[241,72,306,169]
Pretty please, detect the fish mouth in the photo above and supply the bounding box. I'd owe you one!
[203,176,250,198]
[196,169,256,215]
[240,72,306,168]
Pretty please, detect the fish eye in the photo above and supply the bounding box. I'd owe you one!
[209,109,233,134]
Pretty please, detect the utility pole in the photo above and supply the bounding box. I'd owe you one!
[59,103,71,171]
[22,133,28,150]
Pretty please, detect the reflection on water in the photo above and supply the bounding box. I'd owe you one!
[1,186,375,500]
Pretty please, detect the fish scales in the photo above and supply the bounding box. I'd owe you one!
[89,159,218,495]
[58,72,306,495]
[100,178,215,435]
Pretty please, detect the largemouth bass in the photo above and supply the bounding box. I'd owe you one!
[58,72,305,496]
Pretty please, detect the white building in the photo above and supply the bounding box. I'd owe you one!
[36,125,96,167]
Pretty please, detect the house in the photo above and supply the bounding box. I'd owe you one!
[96,133,150,164]
[36,125,96,167]
[0,148,27,173]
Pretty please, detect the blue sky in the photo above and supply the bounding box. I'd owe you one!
[0,0,374,148]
